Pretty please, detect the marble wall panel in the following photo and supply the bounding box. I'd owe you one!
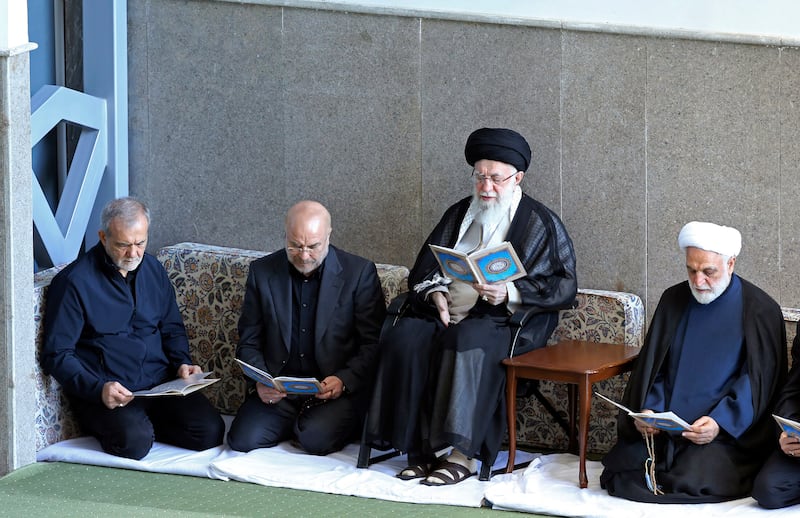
[130,0,285,254]
[419,20,562,244]
[127,1,800,318]
[779,46,800,311]
[560,31,647,303]
[645,39,782,319]
[281,10,421,266]
[127,0,149,218]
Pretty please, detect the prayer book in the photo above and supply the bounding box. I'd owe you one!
[235,358,323,394]
[594,392,692,432]
[429,241,526,285]
[773,414,800,438]
[132,371,219,397]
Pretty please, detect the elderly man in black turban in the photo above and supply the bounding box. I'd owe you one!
[364,128,577,485]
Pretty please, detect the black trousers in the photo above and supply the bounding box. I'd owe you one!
[70,391,225,460]
[752,449,800,509]
[227,392,359,455]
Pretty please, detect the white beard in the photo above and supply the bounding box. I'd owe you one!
[473,187,514,229]
[689,269,732,304]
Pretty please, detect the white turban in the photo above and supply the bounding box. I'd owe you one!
[678,221,742,257]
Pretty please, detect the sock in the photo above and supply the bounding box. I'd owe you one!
[445,449,477,472]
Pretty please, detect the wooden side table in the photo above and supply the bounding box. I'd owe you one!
[502,339,640,488]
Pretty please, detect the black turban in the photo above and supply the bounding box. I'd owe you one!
[464,127,532,172]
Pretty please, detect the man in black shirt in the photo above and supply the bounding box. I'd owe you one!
[227,200,385,455]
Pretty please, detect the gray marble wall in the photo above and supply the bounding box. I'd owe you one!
[128,0,800,319]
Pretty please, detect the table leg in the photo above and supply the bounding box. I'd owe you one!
[577,378,591,488]
[505,366,517,473]
[567,384,577,452]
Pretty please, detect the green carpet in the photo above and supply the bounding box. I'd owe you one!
[0,462,546,517]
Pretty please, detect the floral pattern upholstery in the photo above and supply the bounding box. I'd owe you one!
[32,242,795,456]
[32,243,410,451]
[33,264,80,451]
[155,243,410,416]
[783,307,799,366]
[515,289,645,455]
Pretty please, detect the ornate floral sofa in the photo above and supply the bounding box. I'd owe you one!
[34,242,647,455]
[32,243,409,451]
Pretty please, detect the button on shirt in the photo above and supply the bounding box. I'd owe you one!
[286,262,323,379]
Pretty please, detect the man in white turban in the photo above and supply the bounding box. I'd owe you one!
[601,221,787,503]
[677,221,741,304]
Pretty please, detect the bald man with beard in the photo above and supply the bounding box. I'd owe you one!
[227,201,385,456]
[364,128,578,486]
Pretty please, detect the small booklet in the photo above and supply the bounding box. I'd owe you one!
[235,358,323,394]
[429,241,527,285]
[132,371,219,397]
[594,392,692,432]
[773,414,800,438]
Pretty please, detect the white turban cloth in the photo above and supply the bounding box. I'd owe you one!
[678,221,742,257]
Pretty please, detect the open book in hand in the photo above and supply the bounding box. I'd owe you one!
[594,391,692,432]
[235,358,323,395]
[429,241,527,285]
[773,414,800,438]
[132,371,219,397]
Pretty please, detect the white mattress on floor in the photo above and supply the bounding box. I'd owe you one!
[40,433,797,515]
[484,453,800,517]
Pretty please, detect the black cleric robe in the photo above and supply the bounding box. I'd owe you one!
[365,193,577,468]
[601,276,787,503]
[751,322,800,509]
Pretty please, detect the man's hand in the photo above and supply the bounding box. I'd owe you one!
[682,415,719,445]
[176,364,203,378]
[256,382,286,405]
[634,409,661,436]
[431,291,451,326]
[779,432,800,457]
[473,282,507,306]
[102,381,133,409]
[317,375,345,400]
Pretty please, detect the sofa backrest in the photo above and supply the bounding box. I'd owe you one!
[31,241,792,454]
[33,264,79,452]
[548,288,645,347]
[155,243,410,415]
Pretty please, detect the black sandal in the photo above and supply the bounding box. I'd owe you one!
[419,460,475,486]
[396,463,433,480]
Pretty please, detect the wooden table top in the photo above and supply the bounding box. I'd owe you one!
[502,339,640,374]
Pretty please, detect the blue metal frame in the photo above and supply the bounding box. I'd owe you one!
[31,0,128,268]
[31,85,107,266]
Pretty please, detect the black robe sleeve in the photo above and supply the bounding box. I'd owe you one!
[618,278,787,452]
[404,194,578,349]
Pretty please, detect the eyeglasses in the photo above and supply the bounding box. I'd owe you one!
[471,170,518,185]
[286,243,324,255]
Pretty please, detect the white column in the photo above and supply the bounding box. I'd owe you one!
[0,0,38,474]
